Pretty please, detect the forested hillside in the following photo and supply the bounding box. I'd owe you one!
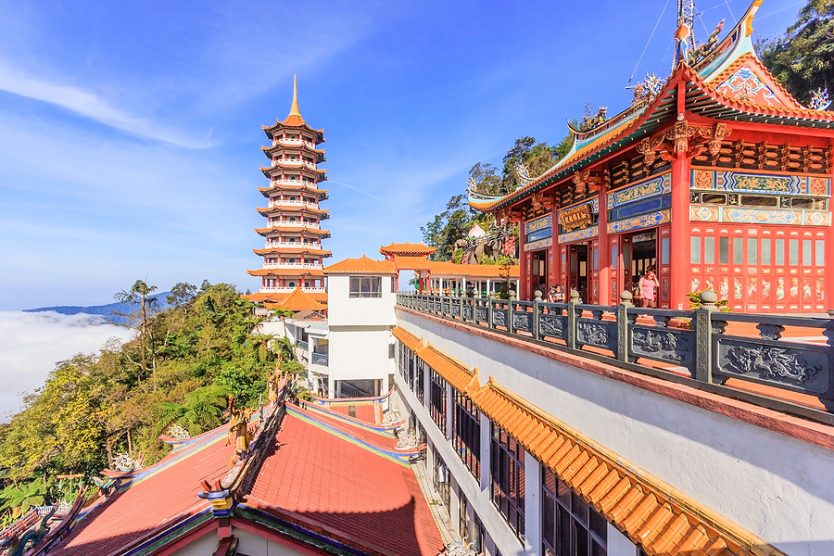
[0,281,280,523]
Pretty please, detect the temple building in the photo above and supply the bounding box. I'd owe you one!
[247,76,330,308]
[469,0,834,313]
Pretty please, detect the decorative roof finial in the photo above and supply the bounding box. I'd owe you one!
[673,0,696,67]
[809,88,831,111]
[289,73,301,117]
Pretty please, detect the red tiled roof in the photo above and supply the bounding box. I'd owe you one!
[243,291,328,304]
[379,242,436,256]
[392,255,520,278]
[264,288,327,312]
[248,413,444,556]
[324,255,398,275]
[55,429,232,556]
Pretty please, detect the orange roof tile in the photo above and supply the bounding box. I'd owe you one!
[324,255,397,275]
[264,288,326,312]
[469,380,779,556]
[416,345,478,393]
[247,412,444,556]
[243,291,328,304]
[253,246,332,257]
[255,226,331,236]
[392,255,520,278]
[392,326,421,351]
[379,242,436,256]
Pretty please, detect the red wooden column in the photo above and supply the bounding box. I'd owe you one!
[669,83,693,310]
[826,143,834,312]
[597,190,611,305]
[549,205,560,291]
[518,216,529,300]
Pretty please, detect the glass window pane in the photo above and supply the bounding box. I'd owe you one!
[762,239,771,265]
[775,239,785,265]
[704,237,715,264]
[816,240,825,267]
[661,237,670,265]
[803,240,812,266]
[733,238,743,265]
[748,238,758,265]
[593,248,599,271]
[690,237,701,264]
[789,240,799,266]
[590,509,607,538]
[610,246,618,270]
[719,237,729,264]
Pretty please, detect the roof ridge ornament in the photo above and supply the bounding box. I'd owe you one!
[809,88,832,111]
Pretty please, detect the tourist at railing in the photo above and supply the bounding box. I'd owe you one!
[548,284,565,303]
[638,267,659,308]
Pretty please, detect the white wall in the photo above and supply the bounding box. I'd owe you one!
[328,325,393,383]
[398,309,834,556]
[326,274,396,327]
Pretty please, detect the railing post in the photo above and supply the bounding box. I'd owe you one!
[507,292,516,335]
[567,288,580,350]
[695,290,718,383]
[616,290,633,362]
[533,290,543,341]
[487,298,495,330]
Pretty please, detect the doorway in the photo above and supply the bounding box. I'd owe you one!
[568,244,589,302]
[530,250,548,297]
[622,230,657,295]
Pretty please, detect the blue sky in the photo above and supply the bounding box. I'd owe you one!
[0,0,803,309]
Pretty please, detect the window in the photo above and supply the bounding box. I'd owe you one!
[719,237,729,265]
[816,240,825,267]
[733,238,743,265]
[690,237,701,264]
[740,194,778,207]
[803,240,812,266]
[775,239,785,265]
[542,466,607,556]
[700,192,726,205]
[789,239,799,266]
[429,369,448,434]
[761,239,771,265]
[415,358,426,402]
[660,237,670,265]
[610,245,618,270]
[454,391,480,479]
[704,237,715,264]
[747,238,758,265]
[491,423,525,538]
[349,276,382,298]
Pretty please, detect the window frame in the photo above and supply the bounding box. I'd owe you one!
[490,423,526,539]
[349,276,383,298]
[454,391,481,479]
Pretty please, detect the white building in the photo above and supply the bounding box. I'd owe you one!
[320,255,398,397]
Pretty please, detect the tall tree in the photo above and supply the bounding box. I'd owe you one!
[758,0,834,103]
[115,280,158,384]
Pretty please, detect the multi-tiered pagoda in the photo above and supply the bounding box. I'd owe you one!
[248,76,331,307]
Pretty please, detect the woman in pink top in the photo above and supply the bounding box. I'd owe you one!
[638,268,659,308]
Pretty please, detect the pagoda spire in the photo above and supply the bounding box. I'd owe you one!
[289,74,301,119]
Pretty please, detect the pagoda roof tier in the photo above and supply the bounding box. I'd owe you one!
[258,184,328,197]
[260,165,327,181]
[260,161,327,174]
[469,0,834,214]
[253,246,332,257]
[261,142,325,159]
[247,267,325,277]
[256,205,330,217]
[262,287,327,312]
[255,225,331,237]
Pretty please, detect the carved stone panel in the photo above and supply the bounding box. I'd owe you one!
[540,313,566,339]
[476,307,488,323]
[631,327,694,367]
[513,312,532,333]
[451,303,461,318]
[493,309,508,329]
[715,338,829,395]
[577,320,617,350]
[463,305,473,320]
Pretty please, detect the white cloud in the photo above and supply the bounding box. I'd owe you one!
[0,59,210,148]
[0,311,134,420]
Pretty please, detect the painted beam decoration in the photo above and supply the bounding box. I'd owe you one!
[606,173,672,234]
[524,214,553,252]
[690,169,831,225]
[557,197,599,244]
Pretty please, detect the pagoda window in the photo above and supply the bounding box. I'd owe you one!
[289,217,297,222]
[289,238,296,243]
[289,258,296,263]
[288,281,296,288]
[304,281,310,287]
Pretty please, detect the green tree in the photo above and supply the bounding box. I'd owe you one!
[758,0,834,103]
[421,194,476,261]
[115,280,159,383]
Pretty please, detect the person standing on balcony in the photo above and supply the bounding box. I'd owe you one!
[639,267,659,308]
[548,285,565,303]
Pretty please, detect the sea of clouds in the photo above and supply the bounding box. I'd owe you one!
[0,311,134,420]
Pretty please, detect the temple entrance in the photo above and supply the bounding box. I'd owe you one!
[530,250,548,297]
[622,230,657,296]
[568,243,589,302]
